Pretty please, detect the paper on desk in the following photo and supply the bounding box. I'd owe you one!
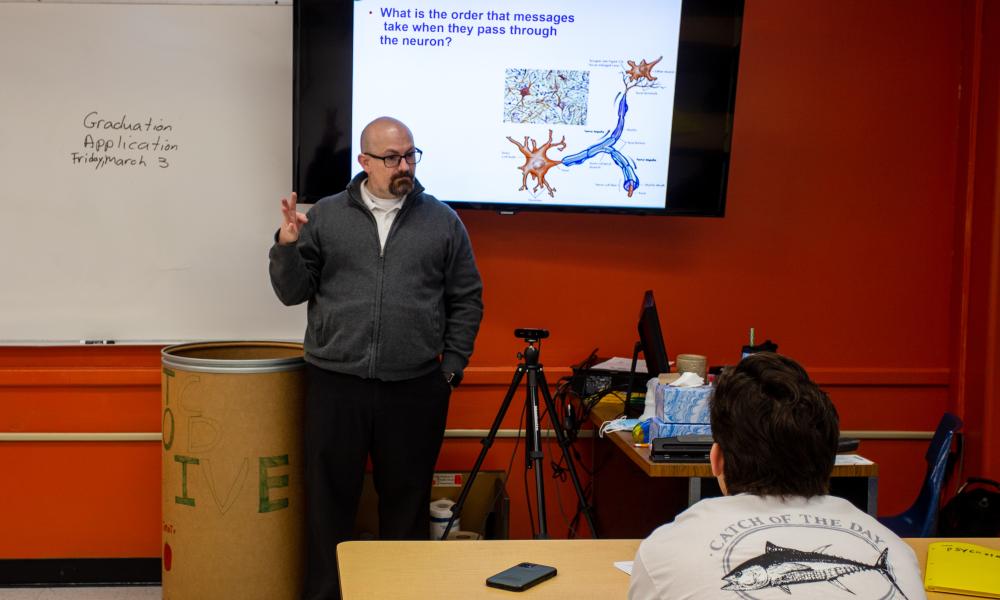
[614,561,633,575]
[591,357,647,373]
[835,454,874,466]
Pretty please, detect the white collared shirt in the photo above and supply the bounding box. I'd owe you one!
[360,180,405,253]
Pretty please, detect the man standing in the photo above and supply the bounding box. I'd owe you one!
[629,352,925,600]
[269,117,483,599]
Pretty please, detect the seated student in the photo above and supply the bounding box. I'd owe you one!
[629,352,925,600]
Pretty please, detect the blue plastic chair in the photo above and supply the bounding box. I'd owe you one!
[878,412,963,537]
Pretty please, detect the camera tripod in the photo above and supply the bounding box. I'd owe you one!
[442,328,597,540]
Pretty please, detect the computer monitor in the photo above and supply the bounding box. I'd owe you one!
[638,290,670,376]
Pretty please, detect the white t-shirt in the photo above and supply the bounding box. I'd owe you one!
[360,180,404,253]
[629,494,926,600]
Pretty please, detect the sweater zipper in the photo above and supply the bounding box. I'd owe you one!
[361,207,383,379]
[369,206,410,377]
[369,255,385,379]
[353,190,413,379]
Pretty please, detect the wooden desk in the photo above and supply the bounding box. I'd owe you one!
[589,400,880,515]
[337,538,1000,599]
[338,539,639,599]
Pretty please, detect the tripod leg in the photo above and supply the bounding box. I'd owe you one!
[537,369,599,538]
[526,366,548,539]
[441,364,526,540]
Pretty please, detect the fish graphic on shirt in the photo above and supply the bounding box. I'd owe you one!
[721,541,908,598]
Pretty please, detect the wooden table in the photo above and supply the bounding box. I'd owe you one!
[338,539,639,599]
[589,400,880,515]
[337,538,1000,599]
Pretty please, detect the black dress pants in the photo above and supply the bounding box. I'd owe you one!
[301,364,451,600]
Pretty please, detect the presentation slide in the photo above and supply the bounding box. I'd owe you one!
[351,0,683,210]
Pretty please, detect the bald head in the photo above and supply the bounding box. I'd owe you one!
[360,117,413,154]
[358,116,417,198]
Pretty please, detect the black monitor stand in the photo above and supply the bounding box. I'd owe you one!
[623,341,644,418]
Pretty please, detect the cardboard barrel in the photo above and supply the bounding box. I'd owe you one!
[161,342,305,600]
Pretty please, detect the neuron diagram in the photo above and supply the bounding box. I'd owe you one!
[505,56,663,200]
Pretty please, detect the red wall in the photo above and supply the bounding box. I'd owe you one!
[2,1,997,557]
[954,0,1000,481]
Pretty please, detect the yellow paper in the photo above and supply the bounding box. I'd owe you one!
[924,541,1000,598]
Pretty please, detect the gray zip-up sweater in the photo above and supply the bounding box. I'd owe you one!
[268,173,483,382]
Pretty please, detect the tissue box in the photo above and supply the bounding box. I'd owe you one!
[650,418,712,438]
[653,383,713,435]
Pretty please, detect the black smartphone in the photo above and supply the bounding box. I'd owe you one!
[485,562,557,591]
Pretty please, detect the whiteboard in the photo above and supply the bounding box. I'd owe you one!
[0,1,306,343]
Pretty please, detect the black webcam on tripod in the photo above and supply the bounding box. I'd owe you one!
[514,328,549,341]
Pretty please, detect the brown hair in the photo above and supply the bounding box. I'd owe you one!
[710,352,839,497]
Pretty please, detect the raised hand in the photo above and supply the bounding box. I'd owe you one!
[278,192,309,245]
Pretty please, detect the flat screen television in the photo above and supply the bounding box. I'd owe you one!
[294,0,744,216]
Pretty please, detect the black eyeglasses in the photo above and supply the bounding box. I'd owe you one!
[363,148,422,168]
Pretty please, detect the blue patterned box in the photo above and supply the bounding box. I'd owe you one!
[650,418,712,438]
[654,384,713,428]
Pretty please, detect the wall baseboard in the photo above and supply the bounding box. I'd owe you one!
[0,558,159,586]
